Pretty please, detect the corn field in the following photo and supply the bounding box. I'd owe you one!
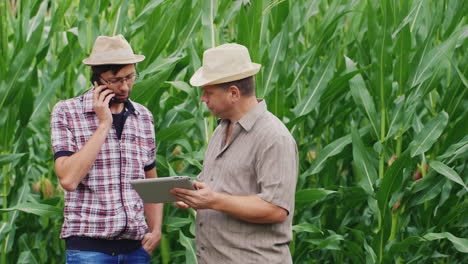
[0,0,467,263]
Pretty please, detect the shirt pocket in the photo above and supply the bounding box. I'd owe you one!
[215,156,256,195]
[123,134,151,169]
[137,136,153,167]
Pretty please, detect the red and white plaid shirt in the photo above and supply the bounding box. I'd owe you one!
[50,88,155,240]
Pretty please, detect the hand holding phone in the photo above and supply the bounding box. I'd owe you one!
[93,81,114,126]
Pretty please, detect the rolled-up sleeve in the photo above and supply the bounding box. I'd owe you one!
[256,135,298,214]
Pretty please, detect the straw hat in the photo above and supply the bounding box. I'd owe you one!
[82,34,145,65]
[190,43,261,86]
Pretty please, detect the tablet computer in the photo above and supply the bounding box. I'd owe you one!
[129,176,195,203]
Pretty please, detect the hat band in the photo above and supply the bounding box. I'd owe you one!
[89,49,136,62]
[201,65,255,80]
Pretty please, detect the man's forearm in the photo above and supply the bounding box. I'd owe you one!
[144,203,163,233]
[172,181,288,223]
[212,193,287,224]
[55,123,111,191]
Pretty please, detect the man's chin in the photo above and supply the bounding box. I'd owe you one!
[112,97,129,104]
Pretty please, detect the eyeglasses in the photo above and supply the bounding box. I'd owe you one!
[100,73,139,87]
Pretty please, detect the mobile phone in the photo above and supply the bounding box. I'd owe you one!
[91,75,116,106]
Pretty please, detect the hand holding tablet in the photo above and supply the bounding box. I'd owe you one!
[129,176,195,203]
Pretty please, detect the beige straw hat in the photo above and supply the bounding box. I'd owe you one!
[82,34,145,65]
[190,43,261,86]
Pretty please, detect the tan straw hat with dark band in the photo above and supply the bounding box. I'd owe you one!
[82,34,145,66]
[190,43,261,86]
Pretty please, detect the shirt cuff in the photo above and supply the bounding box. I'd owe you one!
[54,151,74,160]
[144,162,156,172]
[257,192,291,215]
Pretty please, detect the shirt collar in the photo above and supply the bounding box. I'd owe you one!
[216,99,267,132]
[82,88,139,115]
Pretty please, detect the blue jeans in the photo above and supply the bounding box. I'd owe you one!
[66,246,151,264]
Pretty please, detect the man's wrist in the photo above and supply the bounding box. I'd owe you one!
[211,192,224,211]
[148,227,161,235]
[97,122,112,130]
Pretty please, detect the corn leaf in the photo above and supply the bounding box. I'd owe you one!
[157,120,196,142]
[179,230,197,264]
[346,57,379,139]
[428,160,468,191]
[293,53,336,118]
[165,216,193,228]
[0,153,26,166]
[410,111,449,157]
[304,126,370,176]
[128,0,165,34]
[202,0,216,49]
[422,232,468,253]
[352,125,378,194]
[293,223,323,234]
[261,30,287,98]
[409,27,464,88]
[295,188,336,203]
[0,223,11,242]
[438,135,468,163]
[0,202,62,217]
[17,251,39,264]
[376,149,413,254]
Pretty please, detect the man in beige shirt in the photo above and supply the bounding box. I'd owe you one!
[171,43,298,264]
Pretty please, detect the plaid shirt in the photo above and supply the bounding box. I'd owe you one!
[50,88,156,240]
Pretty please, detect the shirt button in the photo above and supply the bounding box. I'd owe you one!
[210,178,213,181]
[199,222,203,227]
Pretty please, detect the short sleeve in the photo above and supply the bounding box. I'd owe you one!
[144,162,155,172]
[256,135,298,214]
[50,102,77,157]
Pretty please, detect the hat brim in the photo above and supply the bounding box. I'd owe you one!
[190,63,261,87]
[82,55,145,66]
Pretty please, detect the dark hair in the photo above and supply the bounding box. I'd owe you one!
[90,64,135,85]
[218,76,255,97]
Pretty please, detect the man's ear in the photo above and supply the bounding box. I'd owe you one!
[228,85,241,102]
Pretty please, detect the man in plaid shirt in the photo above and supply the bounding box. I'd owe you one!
[50,35,162,263]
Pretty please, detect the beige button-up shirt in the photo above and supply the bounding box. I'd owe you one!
[196,100,298,264]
